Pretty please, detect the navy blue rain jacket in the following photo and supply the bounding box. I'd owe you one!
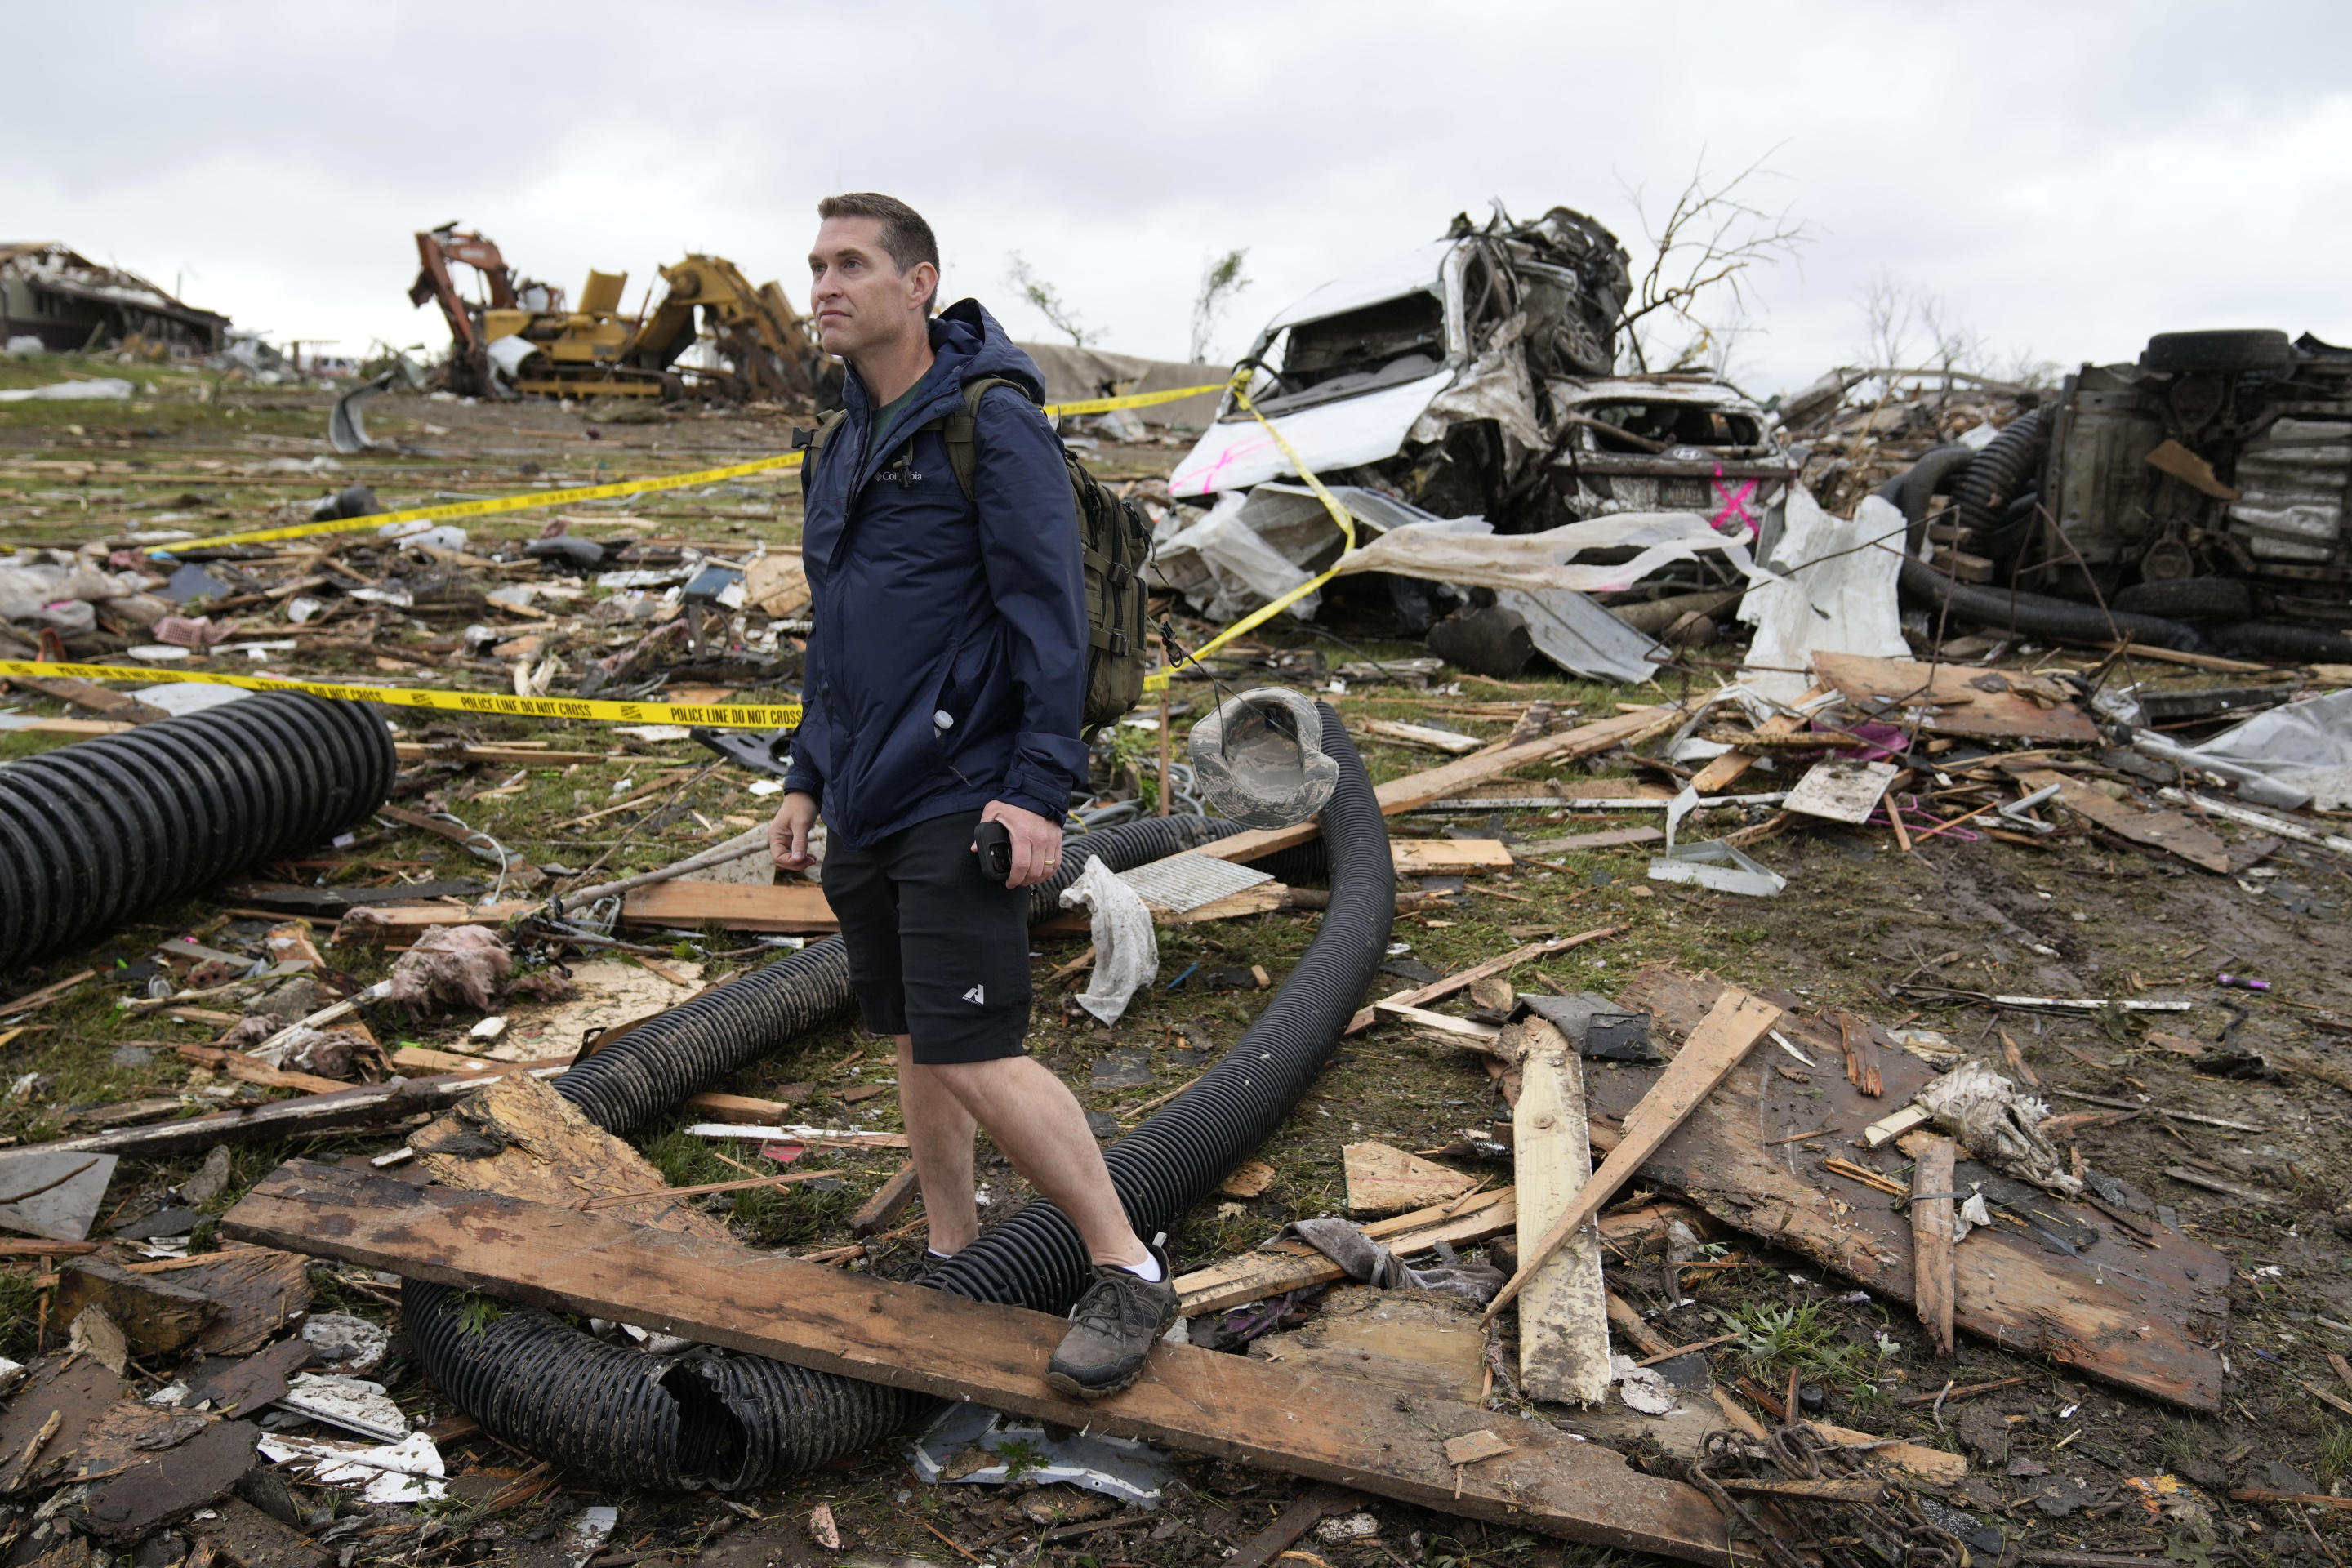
[782,299,1088,849]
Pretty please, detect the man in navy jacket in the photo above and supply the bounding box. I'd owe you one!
[770,194,1177,1398]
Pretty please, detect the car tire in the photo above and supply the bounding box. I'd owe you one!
[2141,330,2293,374]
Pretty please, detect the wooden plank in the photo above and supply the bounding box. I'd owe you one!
[1196,706,1677,863]
[1526,826,1664,853]
[619,880,838,933]
[2020,769,2229,874]
[223,1161,1733,1564]
[1511,1019,1610,1405]
[1,968,97,1016]
[1687,685,1826,795]
[1910,1136,1956,1356]
[1344,1142,1479,1216]
[37,1065,570,1159]
[159,1042,348,1096]
[1486,985,1781,1321]
[1227,1484,1366,1568]
[1392,840,1515,876]
[850,1162,921,1236]
[1373,1000,1503,1044]
[1345,927,1624,1036]
[1178,1189,1521,1314]
[1360,719,1483,755]
[1601,966,2232,1410]
[0,716,136,737]
[336,901,541,941]
[1811,652,2099,744]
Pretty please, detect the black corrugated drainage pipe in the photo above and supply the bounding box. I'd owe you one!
[408,706,1389,1490]
[0,692,395,973]
[1882,448,2206,652]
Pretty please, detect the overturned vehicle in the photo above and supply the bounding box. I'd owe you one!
[1886,329,2352,662]
[1151,205,1793,679]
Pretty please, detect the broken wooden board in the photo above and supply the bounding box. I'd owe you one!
[1486,984,1783,1320]
[225,1160,1733,1564]
[0,1354,127,1492]
[75,1416,261,1544]
[1595,966,2230,1410]
[1393,840,1515,876]
[176,1247,315,1356]
[1361,719,1484,755]
[332,901,541,942]
[1689,686,1827,795]
[1811,652,2099,744]
[54,1260,215,1360]
[2019,769,2230,874]
[492,956,705,1059]
[1196,705,1678,863]
[1343,1142,1480,1216]
[618,880,837,933]
[1250,1285,1486,1404]
[1178,1189,1521,1315]
[185,1337,318,1419]
[42,1067,569,1158]
[1345,926,1625,1036]
[1526,826,1665,853]
[1510,1019,1610,1405]
[411,1071,733,1244]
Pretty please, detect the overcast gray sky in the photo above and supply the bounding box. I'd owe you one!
[11,2,2348,397]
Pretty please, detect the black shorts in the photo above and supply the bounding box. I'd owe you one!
[822,808,1033,1065]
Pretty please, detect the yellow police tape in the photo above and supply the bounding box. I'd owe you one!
[163,381,1232,552]
[0,660,800,730]
[1161,378,1358,674]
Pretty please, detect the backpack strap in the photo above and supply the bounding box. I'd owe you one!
[801,407,849,479]
[936,376,1033,503]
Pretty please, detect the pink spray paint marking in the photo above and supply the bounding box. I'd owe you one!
[1709,464,1758,537]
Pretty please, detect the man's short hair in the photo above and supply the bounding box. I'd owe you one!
[817,193,939,308]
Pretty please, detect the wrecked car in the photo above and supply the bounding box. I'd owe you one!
[1148,205,1788,678]
[1166,204,1792,537]
[1887,329,2352,662]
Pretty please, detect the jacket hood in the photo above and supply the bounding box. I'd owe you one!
[928,297,1046,403]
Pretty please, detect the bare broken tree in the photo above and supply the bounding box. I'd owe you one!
[1617,150,1813,375]
[1188,247,1251,364]
[1003,252,1094,348]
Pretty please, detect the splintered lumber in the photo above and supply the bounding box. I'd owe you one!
[618,881,838,933]
[2020,769,2229,874]
[1599,966,2233,1410]
[225,1161,1732,1564]
[1485,985,1783,1321]
[1346,926,1624,1036]
[1811,652,2099,744]
[1174,1195,1698,1316]
[1509,1018,1610,1404]
[1910,1136,1957,1356]
[1392,840,1515,876]
[1687,685,1825,795]
[1374,1000,1503,1045]
[40,1065,569,1158]
[1197,705,1677,863]
[1344,1141,1479,1216]
[850,1162,921,1236]
[1226,1484,1366,1568]
[1361,719,1484,755]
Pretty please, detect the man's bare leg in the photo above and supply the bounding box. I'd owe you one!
[928,1054,1152,1269]
[895,1034,979,1256]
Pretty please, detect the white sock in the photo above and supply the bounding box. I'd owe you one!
[1116,1252,1164,1285]
[927,1248,956,1259]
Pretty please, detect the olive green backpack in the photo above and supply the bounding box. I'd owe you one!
[804,376,1150,738]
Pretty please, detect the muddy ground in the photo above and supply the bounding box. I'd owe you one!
[5,361,2352,1568]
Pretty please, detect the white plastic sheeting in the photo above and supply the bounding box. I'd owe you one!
[2151,687,2352,812]
[1738,488,1910,704]
[0,377,132,403]
[1058,857,1158,1025]
[1330,511,1762,596]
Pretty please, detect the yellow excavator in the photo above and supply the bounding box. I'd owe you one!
[409,225,831,403]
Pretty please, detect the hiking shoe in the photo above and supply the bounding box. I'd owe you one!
[1045,1245,1178,1401]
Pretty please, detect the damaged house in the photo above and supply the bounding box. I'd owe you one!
[0,243,229,354]
[1152,204,1792,679]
